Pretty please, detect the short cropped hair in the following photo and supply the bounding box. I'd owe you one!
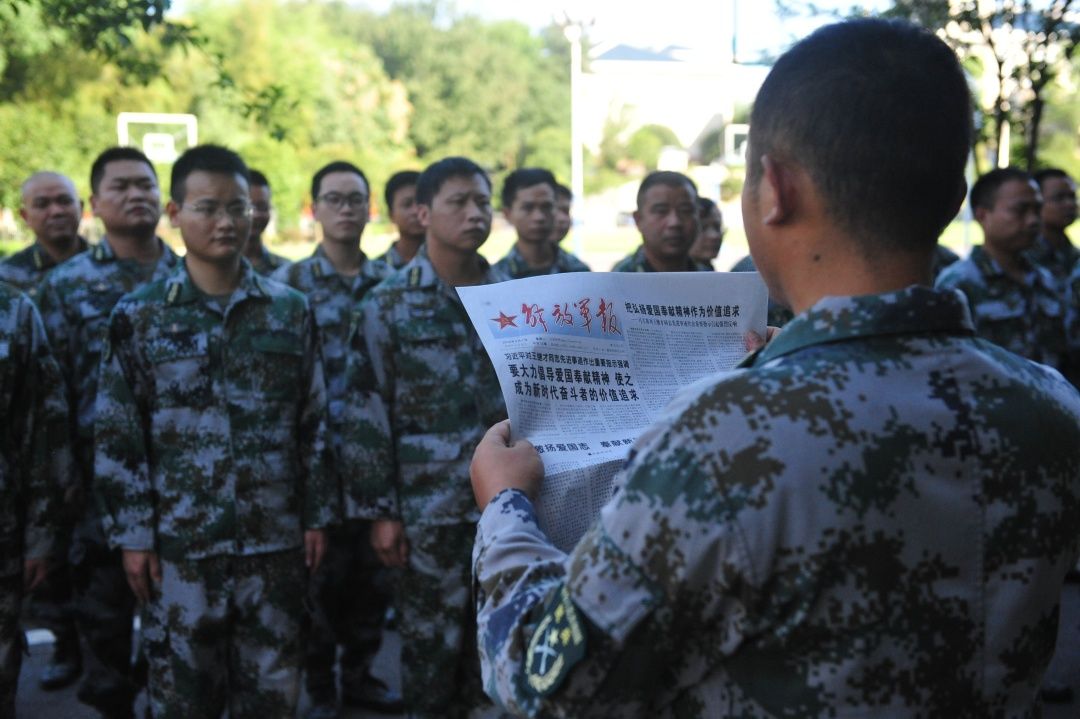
[1033,168,1071,190]
[385,170,421,212]
[747,19,972,252]
[636,171,697,209]
[969,168,1033,211]
[311,161,368,202]
[697,197,719,216]
[90,147,156,195]
[554,183,572,202]
[170,145,250,203]
[501,168,557,209]
[416,157,492,206]
[248,169,270,188]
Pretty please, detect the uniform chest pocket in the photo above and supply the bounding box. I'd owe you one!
[146,333,212,408]
[249,332,304,402]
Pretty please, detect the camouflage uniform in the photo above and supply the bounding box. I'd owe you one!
[475,285,1080,718]
[271,245,392,705]
[493,245,590,280]
[376,242,412,270]
[343,243,506,718]
[36,237,180,713]
[94,260,337,718]
[930,242,961,280]
[0,237,89,300]
[935,245,1067,373]
[1027,234,1079,286]
[728,254,795,327]
[1066,264,1080,387]
[0,282,71,715]
[610,246,710,273]
[248,244,291,276]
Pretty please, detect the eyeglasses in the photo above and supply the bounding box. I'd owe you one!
[317,193,368,210]
[183,202,254,221]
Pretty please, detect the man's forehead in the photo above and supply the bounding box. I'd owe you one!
[438,173,490,197]
[644,182,694,204]
[183,170,249,199]
[320,171,367,193]
[996,179,1040,202]
[23,174,77,199]
[515,183,555,201]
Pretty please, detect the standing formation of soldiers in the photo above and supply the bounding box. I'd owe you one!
[3,17,1080,719]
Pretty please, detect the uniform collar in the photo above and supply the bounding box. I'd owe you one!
[970,244,1054,292]
[748,285,976,366]
[91,236,178,266]
[163,258,270,306]
[404,243,498,297]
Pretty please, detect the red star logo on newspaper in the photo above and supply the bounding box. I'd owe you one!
[492,311,518,329]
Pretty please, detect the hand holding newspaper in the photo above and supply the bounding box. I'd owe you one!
[458,271,768,551]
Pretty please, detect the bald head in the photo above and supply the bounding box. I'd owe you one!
[20,171,83,250]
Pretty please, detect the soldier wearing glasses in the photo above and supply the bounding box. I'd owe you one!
[272,162,400,717]
[94,145,337,717]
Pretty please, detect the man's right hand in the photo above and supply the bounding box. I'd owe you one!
[371,519,409,568]
[122,549,162,603]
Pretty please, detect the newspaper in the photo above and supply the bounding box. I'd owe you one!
[458,271,768,551]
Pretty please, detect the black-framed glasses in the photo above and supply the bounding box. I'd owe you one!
[317,193,368,210]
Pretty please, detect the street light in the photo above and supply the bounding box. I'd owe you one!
[562,18,586,258]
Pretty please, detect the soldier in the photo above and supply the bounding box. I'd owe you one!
[611,171,710,272]
[550,183,573,247]
[493,168,589,279]
[1028,168,1079,284]
[689,197,724,268]
[272,161,399,718]
[344,156,507,718]
[378,170,424,270]
[1,172,88,300]
[470,19,1080,716]
[94,144,336,718]
[936,168,1068,373]
[243,169,290,275]
[727,253,795,327]
[37,146,180,719]
[0,282,71,715]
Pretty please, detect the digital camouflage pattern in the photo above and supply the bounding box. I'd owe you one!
[94,260,337,561]
[1027,234,1080,286]
[474,285,1080,718]
[376,242,411,270]
[1067,263,1080,387]
[0,238,89,300]
[610,246,711,273]
[142,549,307,719]
[936,245,1067,372]
[728,254,795,327]
[493,245,590,280]
[0,282,71,715]
[343,243,507,718]
[249,245,291,276]
[272,245,391,481]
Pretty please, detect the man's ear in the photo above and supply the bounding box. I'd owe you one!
[417,203,430,229]
[760,155,796,226]
[166,200,181,228]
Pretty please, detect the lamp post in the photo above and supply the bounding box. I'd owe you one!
[563,20,585,258]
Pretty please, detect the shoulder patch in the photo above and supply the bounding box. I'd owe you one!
[407,266,422,287]
[525,585,586,697]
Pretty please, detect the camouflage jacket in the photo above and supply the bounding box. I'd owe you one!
[94,261,336,561]
[0,237,89,301]
[376,241,413,270]
[0,282,72,575]
[474,285,1080,718]
[493,244,591,280]
[36,238,180,488]
[1066,263,1080,387]
[610,246,710,273]
[342,244,506,525]
[271,246,391,462]
[1026,234,1080,286]
[727,254,795,327]
[935,245,1067,372]
[248,243,291,276]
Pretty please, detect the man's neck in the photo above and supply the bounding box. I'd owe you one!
[515,238,556,269]
[642,246,688,273]
[1043,227,1074,252]
[39,235,83,264]
[427,240,487,288]
[320,237,365,277]
[982,242,1028,282]
[244,235,266,262]
[393,234,424,264]
[105,230,161,264]
[186,255,242,296]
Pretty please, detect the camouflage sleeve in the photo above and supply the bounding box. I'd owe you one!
[298,306,339,530]
[338,305,394,520]
[19,299,72,561]
[35,279,79,453]
[93,302,156,551]
[474,435,754,717]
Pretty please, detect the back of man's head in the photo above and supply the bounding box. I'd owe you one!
[636,171,697,209]
[311,161,368,202]
[501,168,557,210]
[170,145,250,204]
[90,147,157,195]
[969,167,1033,211]
[747,19,972,253]
[416,157,491,206]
